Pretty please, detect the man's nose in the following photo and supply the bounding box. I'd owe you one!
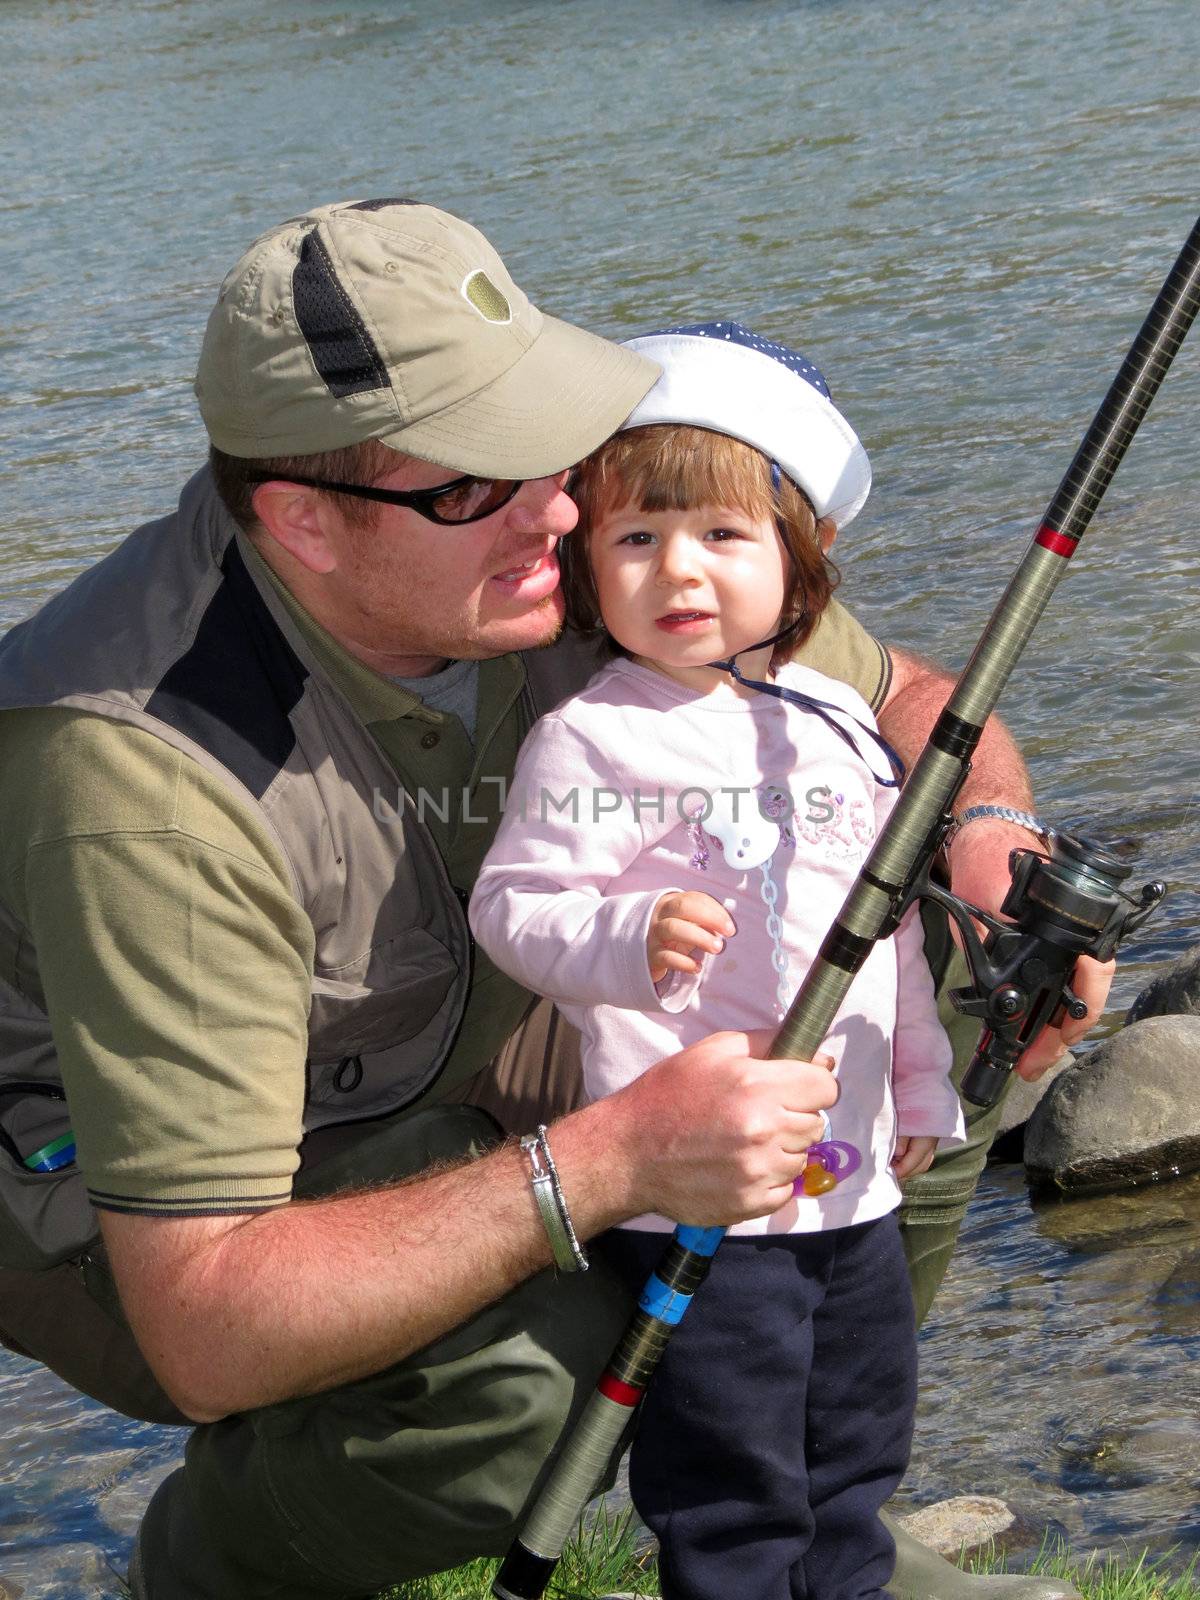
[505,472,578,537]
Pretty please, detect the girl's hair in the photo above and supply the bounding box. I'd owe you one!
[563,424,839,672]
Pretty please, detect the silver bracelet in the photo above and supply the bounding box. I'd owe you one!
[519,1128,588,1273]
[535,1124,588,1272]
[947,804,1056,851]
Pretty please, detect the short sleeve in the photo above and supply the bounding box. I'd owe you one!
[0,708,315,1216]
[790,599,891,712]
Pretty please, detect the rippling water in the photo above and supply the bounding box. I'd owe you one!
[2,0,1199,1591]
[906,1170,1200,1564]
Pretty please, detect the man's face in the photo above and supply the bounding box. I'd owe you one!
[317,457,579,673]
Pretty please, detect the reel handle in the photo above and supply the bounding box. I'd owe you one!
[943,833,1165,1109]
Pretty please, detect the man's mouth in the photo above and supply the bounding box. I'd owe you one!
[495,556,548,581]
[489,549,561,601]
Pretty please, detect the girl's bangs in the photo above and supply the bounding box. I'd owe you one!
[583,426,775,521]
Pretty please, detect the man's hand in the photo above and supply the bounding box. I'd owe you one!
[102,1028,840,1421]
[647,891,735,983]
[600,1030,838,1226]
[946,815,1114,1078]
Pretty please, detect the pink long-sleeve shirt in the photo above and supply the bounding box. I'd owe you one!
[471,656,963,1234]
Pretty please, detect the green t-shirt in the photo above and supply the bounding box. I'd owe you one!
[0,585,888,1215]
[794,601,891,711]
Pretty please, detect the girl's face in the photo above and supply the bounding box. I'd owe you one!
[587,499,789,691]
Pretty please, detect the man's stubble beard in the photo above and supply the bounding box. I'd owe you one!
[344,525,567,662]
[399,589,566,664]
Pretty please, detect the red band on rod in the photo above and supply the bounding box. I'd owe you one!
[598,1373,644,1407]
[1035,524,1077,558]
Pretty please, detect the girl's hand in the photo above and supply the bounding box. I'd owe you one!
[648,891,736,983]
[892,1135,939,1180]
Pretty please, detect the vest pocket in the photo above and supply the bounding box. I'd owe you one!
[305,929,466,1126]
[308,928,459,1057]
[0,981,99,1270]
[0,1160,98,1272]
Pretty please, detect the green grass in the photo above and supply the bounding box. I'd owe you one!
[113,1516,1200,1600]
[375,1504,658,1599]
[965,1539,1200,1600]
[372,1523,1200,1600]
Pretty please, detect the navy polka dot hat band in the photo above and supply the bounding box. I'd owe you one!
[619,320,871,527]
[663,321,834,397]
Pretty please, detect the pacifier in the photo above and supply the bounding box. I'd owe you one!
[794,1139,862,1197]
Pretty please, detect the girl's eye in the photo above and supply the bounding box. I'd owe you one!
[618,531,655,547]
[706,527,742,542]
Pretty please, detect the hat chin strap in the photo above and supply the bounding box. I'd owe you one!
[706,621,905,789]
[704,459,902,784]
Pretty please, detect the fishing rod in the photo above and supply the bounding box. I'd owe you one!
[493,214,1200,1600]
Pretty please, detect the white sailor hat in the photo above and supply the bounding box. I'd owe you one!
[619,320,871,528]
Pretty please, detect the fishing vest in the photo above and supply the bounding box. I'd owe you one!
[0,468,599,1271]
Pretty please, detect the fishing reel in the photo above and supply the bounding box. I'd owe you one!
[917,830,1165,1108]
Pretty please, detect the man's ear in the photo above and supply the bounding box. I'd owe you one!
[251,481,339,574]
[816,515,838,555]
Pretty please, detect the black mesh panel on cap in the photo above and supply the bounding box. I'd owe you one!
[343,197,419,211]
[293,229,390,398]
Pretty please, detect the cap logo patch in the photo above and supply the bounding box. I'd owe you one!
[461,269,512,325]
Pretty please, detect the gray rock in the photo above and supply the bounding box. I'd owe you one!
[988,1055,1074,1163]
[1024,1015,1200,1195]
[897,1495,1045,1559]
[1127,946,1200,1024]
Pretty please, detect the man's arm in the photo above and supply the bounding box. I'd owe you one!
[100,1030,838,1423]
[878,646,1114,1073]
[879,644,1033,911]
[15,715,835,1425]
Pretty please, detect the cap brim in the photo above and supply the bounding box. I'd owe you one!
[377,315,660,478]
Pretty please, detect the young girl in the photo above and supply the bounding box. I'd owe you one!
[470,323,963,1600]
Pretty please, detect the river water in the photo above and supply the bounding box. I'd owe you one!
[2,0,1199,1593]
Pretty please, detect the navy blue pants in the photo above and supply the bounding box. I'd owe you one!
[595,1216,917,1600]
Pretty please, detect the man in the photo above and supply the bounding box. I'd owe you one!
[0,201,1103,1599]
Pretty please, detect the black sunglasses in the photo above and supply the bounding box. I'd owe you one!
[250,472,523,526]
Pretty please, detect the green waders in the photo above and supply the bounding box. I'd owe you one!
[133,1103,634,1599]
[0,963,1072,1600]
[886,916,1079,1600]
[898,910,1017,1330]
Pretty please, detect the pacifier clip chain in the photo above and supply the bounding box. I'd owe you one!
[757,849,862,1198]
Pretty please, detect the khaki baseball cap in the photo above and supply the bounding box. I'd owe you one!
[195,199,660,478]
